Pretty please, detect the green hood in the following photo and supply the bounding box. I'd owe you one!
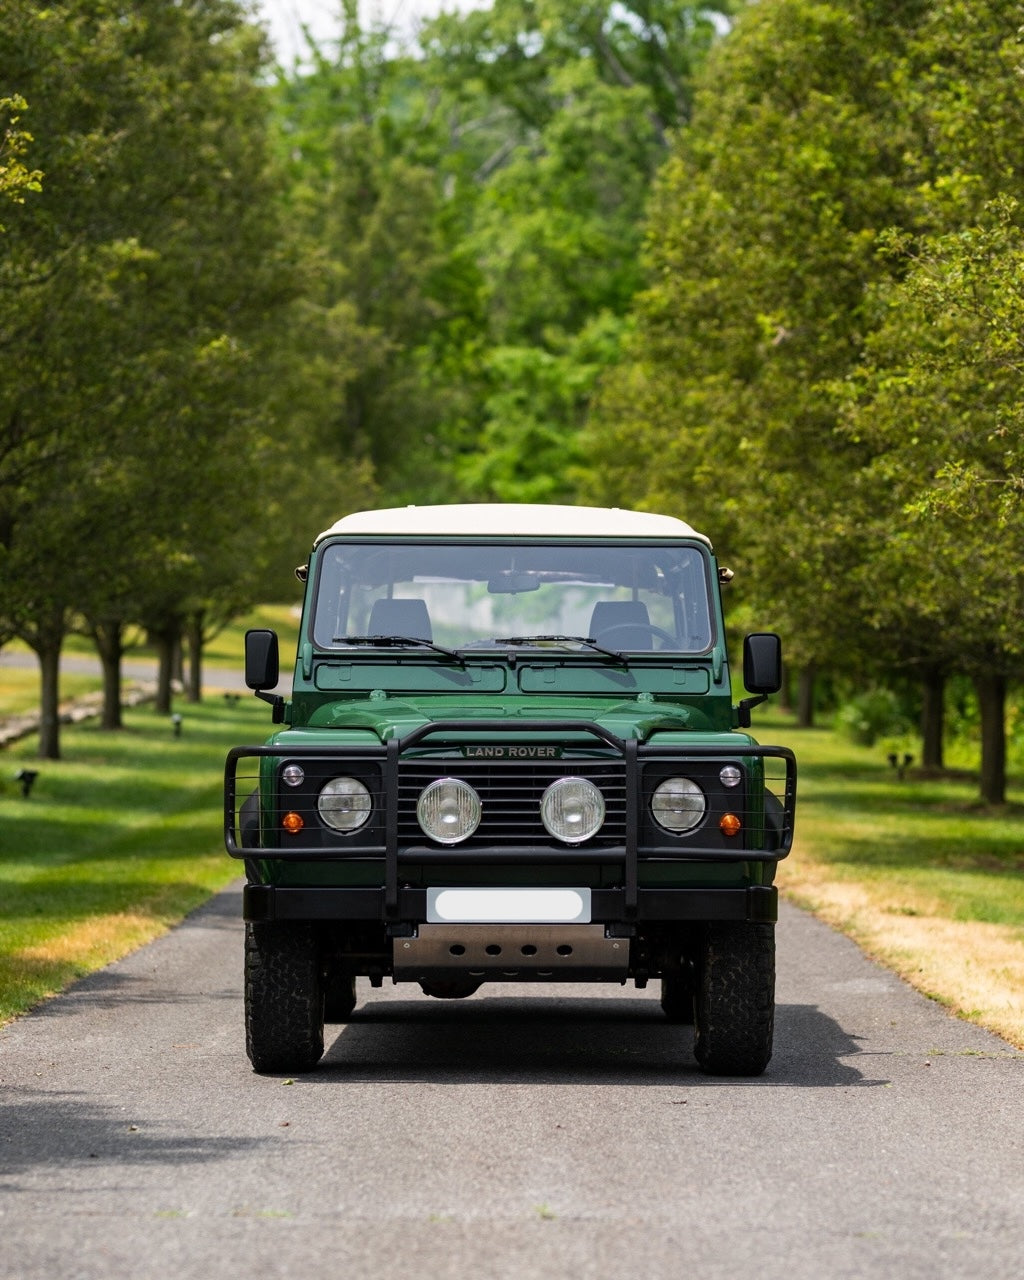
[296,692,724,744]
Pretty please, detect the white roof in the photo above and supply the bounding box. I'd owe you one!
[316,504,710,545]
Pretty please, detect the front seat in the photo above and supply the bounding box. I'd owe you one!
[588,601,653,649]
[367,598,433,641]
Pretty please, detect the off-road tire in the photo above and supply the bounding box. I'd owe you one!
[239,791,262,884]
[693,921,775,1076]
[660,971,695,1025]
[324,974,358,1023]
[245,921,325,1073]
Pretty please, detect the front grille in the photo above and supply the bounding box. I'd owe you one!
[397,758,627,847]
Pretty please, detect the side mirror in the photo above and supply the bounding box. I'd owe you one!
[245,628,279,691]
[743,632,782,695]
[737,633,782,727]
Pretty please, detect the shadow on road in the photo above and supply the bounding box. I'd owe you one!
[306,995,886,1089]
[0,1088,268,1184]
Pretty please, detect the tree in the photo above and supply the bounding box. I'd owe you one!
[831,0,1024,800]
[416,1,736,501]
[265,2,735,504]
[587,0,927,682]
[584,0,1024,797]
[265,4,482,500]
[839,205,1024,803]
[0,1,297,752]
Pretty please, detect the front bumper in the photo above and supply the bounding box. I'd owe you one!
[242,882,778,924]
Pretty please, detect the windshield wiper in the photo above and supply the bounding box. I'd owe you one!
[334,635,466,666]
[489,635,628,665]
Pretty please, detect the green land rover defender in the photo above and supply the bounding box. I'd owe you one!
[225,504,796,1076]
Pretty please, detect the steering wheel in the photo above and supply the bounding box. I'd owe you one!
[595,623,678,649]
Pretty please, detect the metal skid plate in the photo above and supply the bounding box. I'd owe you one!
[393,923,629,983]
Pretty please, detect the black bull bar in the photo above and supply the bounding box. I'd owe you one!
[225,720,796,918]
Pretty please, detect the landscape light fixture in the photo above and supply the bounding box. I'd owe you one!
[886,751,914,781]
[16,768,38,798]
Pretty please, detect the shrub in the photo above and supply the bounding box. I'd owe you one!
[834,687,912,747]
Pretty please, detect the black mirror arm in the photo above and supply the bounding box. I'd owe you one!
[254,690,286,723]
[736,693,769,728]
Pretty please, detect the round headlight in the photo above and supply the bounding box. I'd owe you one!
[652,777,706,833]
[317,776,372,832]
[540,777,605,845]
[417,778,481,844]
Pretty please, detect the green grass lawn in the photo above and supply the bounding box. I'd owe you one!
[767,717,1024,924]
[0,669,105,719]
[0,696,271,1022]
[763,714,1024,1047]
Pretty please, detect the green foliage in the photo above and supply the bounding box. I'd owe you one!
[583,0,1024,801]
[266,1,733,502]
[0,0,306,750]
[588,0,923,644]
[420,3,734,500]
[453,313,626,501]
[839,202,1024,667]
[0,93,42,227]
[834,687,913,747]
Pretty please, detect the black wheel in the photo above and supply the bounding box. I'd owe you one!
[693,921,775,1076]
[660,971,695,1025]
[245,921,325,1073]
[324,973,357,1023]
[239,791,262,884]
[239,791,261,848]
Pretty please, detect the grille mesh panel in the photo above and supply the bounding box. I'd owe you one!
[397,759,626,847]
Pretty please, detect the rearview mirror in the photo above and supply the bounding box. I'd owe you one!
[488,571,541,594]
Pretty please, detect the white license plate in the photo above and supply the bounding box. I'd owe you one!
[426,887,591,924]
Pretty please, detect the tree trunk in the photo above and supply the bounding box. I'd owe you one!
[796,664,816,729]
[26,607,66,760]
[91,618,125,730]
[36,637,62,760]
[778,661,793,714]
[152,619,180,715]
[973,673,1006,806]
[186,609,204,704]
[919,666,945,772]
[173,632,185,687]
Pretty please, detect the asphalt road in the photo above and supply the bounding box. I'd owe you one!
[1,893,1022,1280]
[0,649,256,693]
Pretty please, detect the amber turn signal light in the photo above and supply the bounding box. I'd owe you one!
[282,811,304,834]
[719,813,742,837]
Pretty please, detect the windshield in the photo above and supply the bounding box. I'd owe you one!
[312,540,714,656]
